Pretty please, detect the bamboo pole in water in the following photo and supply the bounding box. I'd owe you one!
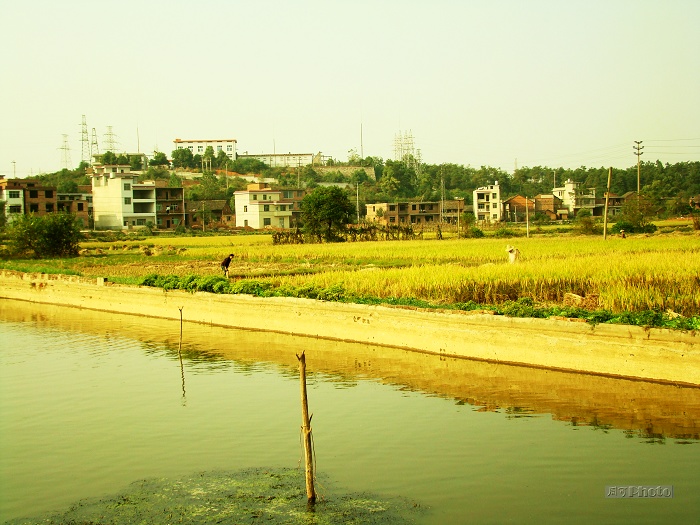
[296,351,316,504]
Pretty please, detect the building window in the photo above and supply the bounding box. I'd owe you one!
[124,197,132,205]
[156,204,162,211]
[9,205,21,213]
[45,190,53,198]
[492,193,497,199]
[227,145,232,152]
[137,219,146,226]
[217,145,222,151]
[8,190,20,199]
[263,205,270,212]
[124,183,131,191]
[173,219,179,225]
[30,204,39,213]
[263,217,271,226]
[389,216,396,223]
[124,220,128,227]
[157,218,163,225]
[252,195,257,200]
[77,203,84,211]
[243,206,247,212]
[198,146,203,152]
[492,214,498,219]
[46,203,54,212]
[29,190,38,198]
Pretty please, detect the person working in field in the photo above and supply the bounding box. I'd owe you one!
[221,253,234,278]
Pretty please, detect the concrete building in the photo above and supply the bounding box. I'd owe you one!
[0,178,58,223]
[91,164,156,230]
[365,200,465,225]
[173,138,237,160]
[154,182,185,230]
[237,152,323,168]
[279,187,307,227]
[473,182,502,222]
[56,189,92,228]
[186,199,234,230]
[233,183,292,229]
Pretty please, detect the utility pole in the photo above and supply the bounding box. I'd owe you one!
[603,167,612,240]
[12,160,16,178]
[525,196,530,238]
[633,140,643,202]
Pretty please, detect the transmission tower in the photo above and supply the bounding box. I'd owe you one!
[393,130,422,185]
[91,128,100,157]
[80,115,91,164]
[60,134,72,170]
[104,125,118,152]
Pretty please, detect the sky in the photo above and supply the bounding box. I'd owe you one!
[1,0,699,178]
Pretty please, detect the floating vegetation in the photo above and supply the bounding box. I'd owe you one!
[5,468,423,525]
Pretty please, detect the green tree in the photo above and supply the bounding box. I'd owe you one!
[171,148,195,169]
[301,186,355,242]
[150,151,169,167]
[101,151,118,165]
[8,213,83,257]
[129,155,143,171]
[215,150,230,170]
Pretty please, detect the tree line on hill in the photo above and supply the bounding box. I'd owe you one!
[22,148,700,218]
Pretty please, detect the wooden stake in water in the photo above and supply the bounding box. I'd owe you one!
[296,351,316,504]
[178,307,186,401]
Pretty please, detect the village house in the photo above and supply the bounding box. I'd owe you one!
[91,164,156,230]
[233,183,293,229]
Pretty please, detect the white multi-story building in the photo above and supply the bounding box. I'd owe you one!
[473,181,502,222]
[91,164,156,229]
[0,179,25,222]
[236,152,322,168]
[173,138,237,160]
[553,179,579,213]
[234,183,292,229]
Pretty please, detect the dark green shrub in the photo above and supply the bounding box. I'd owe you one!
[7,213,83,258]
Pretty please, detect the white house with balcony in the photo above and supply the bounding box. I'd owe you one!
[234,183,292,229]
[91,164,156,229]
[473,181,502,222]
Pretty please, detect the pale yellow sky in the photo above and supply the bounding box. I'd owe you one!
[1,0,698,177]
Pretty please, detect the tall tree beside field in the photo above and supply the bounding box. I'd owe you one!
[300,186,356,242]
[8,213,83,258]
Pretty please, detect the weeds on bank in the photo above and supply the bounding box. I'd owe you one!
[138,274,700,331]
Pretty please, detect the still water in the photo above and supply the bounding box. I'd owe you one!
[0,299,698,524]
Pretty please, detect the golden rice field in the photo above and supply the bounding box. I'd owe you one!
[4,232,700,316]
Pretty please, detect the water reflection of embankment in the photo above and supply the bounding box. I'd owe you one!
[2,299,698,441]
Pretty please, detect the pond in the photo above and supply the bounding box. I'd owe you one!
[0,299,698,524]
